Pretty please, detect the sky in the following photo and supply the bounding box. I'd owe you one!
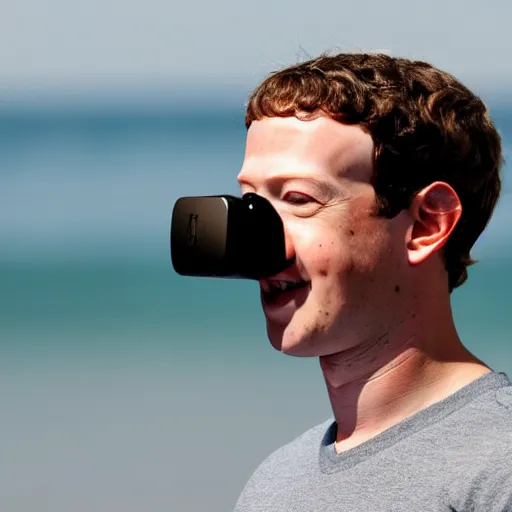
[1,0,512,103]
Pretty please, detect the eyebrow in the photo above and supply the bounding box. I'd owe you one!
[238,171,336,190]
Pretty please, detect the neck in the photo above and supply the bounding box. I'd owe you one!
[319,298,490,454]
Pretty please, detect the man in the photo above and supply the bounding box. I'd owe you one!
[234,53,512,511]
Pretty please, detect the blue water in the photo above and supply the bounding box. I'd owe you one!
[1,100,511,511]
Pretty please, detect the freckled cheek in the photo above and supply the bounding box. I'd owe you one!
[290,223,351,278]
[304,240,347,278]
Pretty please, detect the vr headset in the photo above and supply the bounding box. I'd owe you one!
[170,193,293,280]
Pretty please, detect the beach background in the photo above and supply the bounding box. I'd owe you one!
[1,1,512,511]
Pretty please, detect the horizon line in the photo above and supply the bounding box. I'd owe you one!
[1,81,512,110]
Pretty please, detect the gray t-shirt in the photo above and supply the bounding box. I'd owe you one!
[234,371,512,511]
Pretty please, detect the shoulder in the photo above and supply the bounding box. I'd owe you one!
[446,372,512,435]
[254,418,333,474]
[451,376,512,461]
[451,380,512,510]
[463,377,512,446]
[234,419,333,511]
[495,381,512,412]
[238,418,332,488]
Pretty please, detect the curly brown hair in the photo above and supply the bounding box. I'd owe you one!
[245,53,503,292]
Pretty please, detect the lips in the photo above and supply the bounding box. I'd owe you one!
[259,276,311,315]
[262,279,309,295]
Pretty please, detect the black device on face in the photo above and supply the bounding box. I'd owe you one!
[170,193,293,280]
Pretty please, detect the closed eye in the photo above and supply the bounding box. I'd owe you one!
[283,191,315,204]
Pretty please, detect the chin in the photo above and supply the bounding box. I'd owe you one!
[266,322,325,358]
[266,315,360,358]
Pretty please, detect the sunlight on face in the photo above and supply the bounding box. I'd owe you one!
[238,116,412,356]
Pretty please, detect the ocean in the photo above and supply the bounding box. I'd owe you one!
[1,99,511,511]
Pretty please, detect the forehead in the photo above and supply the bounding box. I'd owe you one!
[238,115,374,186]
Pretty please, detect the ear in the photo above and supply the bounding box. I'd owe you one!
[407,181,462,265]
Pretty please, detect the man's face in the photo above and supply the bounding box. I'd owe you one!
[237,115,412,357]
